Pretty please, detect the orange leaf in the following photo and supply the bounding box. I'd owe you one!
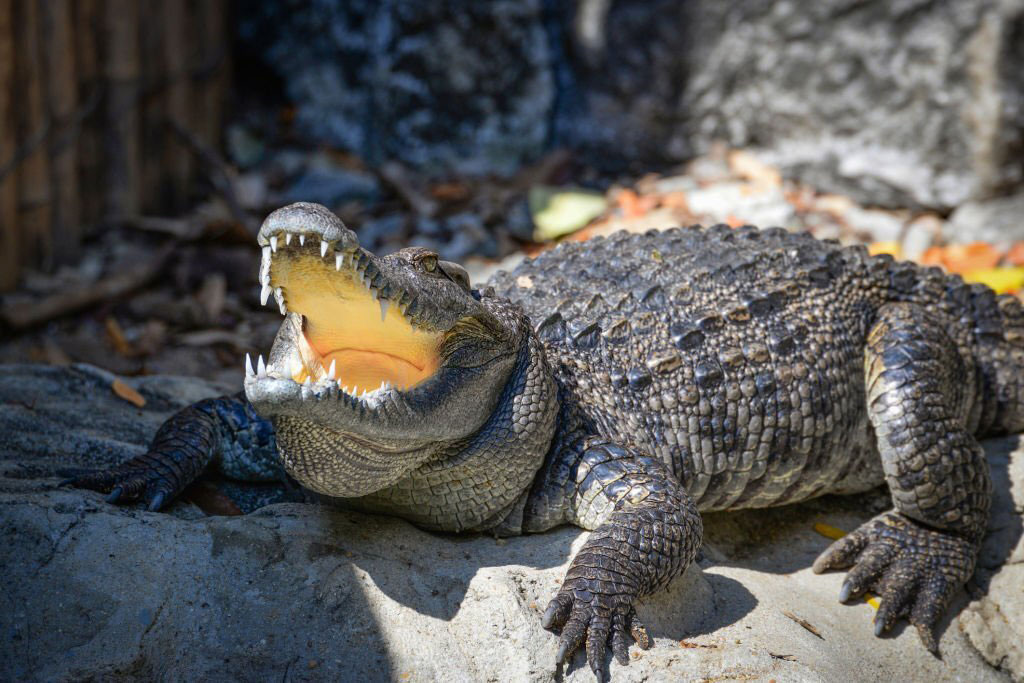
[940,242,1001,273]
[617,188,643,219]
[111,379,146,407]
[1006,241,1024,266]
[918,246,946,267]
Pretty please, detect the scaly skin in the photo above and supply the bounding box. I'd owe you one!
[68,205,1024,679]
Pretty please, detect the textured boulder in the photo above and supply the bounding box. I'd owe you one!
[238,0,554,176]
[570,0,1024,209]
[0,364,1019,681]
[240,0,1024,210]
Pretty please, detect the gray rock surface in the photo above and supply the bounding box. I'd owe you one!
[240,0,1024,210]
[238,0,554,176]
[1,363,1020,682]
[946,193,1024,247]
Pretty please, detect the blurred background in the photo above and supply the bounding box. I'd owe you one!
[1,0,1022,386]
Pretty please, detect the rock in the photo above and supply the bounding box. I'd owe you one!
[279,154,380,209]
[945,194,1024,248]
[241,0,1024,211]
[960,437,1024,681]
[0,363,1019,681]
[238,0,554,176]
[564,0,1024,210]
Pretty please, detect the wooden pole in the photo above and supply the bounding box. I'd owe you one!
[74,0,102,234]
[140,0,164,213]
[13,0,53,270]
[193,1,228,163]
[41,0,81,265]
[102,0,141,219]
[0,0,18,291]
[162,0,191,212]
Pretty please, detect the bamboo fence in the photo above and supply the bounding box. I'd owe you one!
[0,0,230,291]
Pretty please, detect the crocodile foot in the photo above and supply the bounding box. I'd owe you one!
[62,452,178,511]
[812,511,979,652]
[542,578,651,680]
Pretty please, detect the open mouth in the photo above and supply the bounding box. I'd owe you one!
[247,229,444,400]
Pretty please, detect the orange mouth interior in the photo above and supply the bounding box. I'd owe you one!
[270,250,442,393]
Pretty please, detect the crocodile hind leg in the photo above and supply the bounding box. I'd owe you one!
[65,392,280,510]
[813,303,992,651]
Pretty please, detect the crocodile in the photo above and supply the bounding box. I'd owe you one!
[68,201,1024,679]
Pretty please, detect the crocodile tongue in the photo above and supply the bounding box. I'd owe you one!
[269,249,441,394]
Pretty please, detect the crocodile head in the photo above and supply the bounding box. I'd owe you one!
[244,202,521,497]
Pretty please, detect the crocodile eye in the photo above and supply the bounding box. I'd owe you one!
[421,254,438,272]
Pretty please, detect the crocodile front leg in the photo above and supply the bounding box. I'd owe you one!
[524,437,703,679]
[65,392,280,510]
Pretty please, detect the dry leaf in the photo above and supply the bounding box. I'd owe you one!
[111,379,146,407]
[919,246,947,267]
[932,242,1001,273]
[813,522,847,540]
[1005,241,1024,266]
[105,317,133,356]
[868,241,902,259]
[962,267,1024,294]
[617,188,643,219]
[727,149,782,188]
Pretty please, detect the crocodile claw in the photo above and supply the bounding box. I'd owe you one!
[543,585,649,681]
[813,511,979,653]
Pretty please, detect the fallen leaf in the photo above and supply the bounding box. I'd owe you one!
[961,266,1024,294]
[617,188,643,219]
[918,246,946,267]
[770,653,797,662]
[1006,241,1024,266]
[934,242,1001,273]
[727,149,782,188]
[868,241,902,259]
[105,317,133,356]
[111,379,146,407]
[430,181,471,202]
[529,186,608,241]
[813,522,847,540]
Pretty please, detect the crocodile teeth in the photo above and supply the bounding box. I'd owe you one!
[260,283,272,306]
[257,354,267,377]
[299,234,305,246]
[275,287,286,315]
[326,359,336,379]
[336,253,344,271]
[285,233,292,246]
[270,235,278,253]
[260,247,271,285]
[245,353,255,378]
[379,298,388,322]
[320,240,329,258]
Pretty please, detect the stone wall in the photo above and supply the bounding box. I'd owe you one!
[239,0,1024,210]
